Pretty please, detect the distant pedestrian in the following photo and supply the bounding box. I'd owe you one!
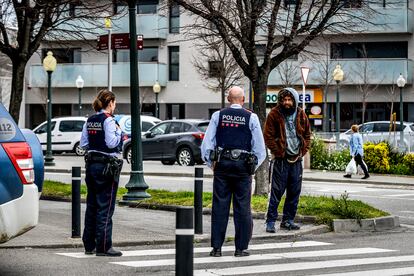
[201,86,266,257]
[80,89,125,257]
[344,124,370,179]
[263,87,311,233]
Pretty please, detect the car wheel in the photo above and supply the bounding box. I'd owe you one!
[74,142,85,156]
[126,146,132,163]
[177,147,195,166]
[161,160,175,165]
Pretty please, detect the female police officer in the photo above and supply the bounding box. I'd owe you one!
[80,89,124,257]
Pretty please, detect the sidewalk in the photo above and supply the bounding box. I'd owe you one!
[0,200,328,249]
[47,156,414,187]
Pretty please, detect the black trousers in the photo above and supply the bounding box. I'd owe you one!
[211,159,252,251]
[266,158,302,223]
[354,153,369,176]
[83,161,120,253]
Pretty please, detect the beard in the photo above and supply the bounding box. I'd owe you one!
[281,104,296,116]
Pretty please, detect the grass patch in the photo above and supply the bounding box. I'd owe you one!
[42,180,389,226]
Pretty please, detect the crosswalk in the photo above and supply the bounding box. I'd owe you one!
[56,240,414,275]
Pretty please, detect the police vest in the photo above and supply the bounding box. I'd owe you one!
[216,107,252,152]
[86,113,122,153]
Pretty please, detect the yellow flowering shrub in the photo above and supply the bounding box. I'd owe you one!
[403,153,414,174]
[363,142,390,173]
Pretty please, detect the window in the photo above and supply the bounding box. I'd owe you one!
[137,0,158,14]
[168,122,183,134]
[151,122,169,136]
[35,122,56,134]
[360,123,373,133]
[340,0,363,8]
[59,121,85,132]
[183,123,192,132]
[331,42,408,59]
[169,46,179,81]
[373,123,390,132]
[142,121,154,132]
[209,61,223,78]
[114,47,158,62]
[42,48,81,64]
[197,122,209,132]
[169,3,180,33]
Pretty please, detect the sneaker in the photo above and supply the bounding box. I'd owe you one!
[343,174,352,178]
[266,221,276,233]
[234,249,250,257]
[96,247,122,257]
[361,175,370,179]
[84,249,96,255]
[209,248,222,257]
[280,220,300,230]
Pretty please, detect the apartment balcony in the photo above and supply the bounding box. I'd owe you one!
[29,62,167,88]
[268,59,413,86]
[111,14,168,39]
[48,13,168,41]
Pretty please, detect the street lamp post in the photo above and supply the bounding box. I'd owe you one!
[121,0,150,203]
[333,64,344,150]
[153,81,161,118]
[397,73,406,151]
[75,75,84,116]
[43,51,57,166]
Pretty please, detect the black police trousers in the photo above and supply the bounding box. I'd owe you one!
[83,161,120,254]
[266,158,302,223]
[211,159,252,251]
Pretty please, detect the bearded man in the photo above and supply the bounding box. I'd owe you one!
[263,87,311,233]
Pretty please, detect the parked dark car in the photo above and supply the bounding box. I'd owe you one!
[122,119,209,166]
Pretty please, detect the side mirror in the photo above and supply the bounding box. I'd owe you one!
[145,132,155,138]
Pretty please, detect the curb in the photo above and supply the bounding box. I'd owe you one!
[0,225,330,250]
[45,168,414,186]
[333,216,400,232]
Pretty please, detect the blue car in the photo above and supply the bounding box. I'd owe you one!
[0,103,44,243]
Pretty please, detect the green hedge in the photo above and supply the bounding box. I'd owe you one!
[310,138,414,175]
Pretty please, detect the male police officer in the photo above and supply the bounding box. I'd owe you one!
[201,86,266,257]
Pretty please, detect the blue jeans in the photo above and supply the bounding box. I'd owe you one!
[266,158,302,223]
[211,159,252,251]
[82,162,120,253]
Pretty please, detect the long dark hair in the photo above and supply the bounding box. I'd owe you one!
[92,89,115,112]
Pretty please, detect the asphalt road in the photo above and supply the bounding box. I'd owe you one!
[1,231,414,275]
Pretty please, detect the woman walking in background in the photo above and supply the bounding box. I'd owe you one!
[344,125,370,179]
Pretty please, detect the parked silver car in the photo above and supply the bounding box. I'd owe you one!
[338,121,414,151]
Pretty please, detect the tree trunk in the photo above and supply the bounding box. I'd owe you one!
[9,60,27,123]
[252,76,269,195]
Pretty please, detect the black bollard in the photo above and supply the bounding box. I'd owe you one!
[194,167,203,235]
[71,166,81,238]
[176,207,194,276]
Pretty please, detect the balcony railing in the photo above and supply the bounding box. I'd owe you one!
[268,59,413,86]
[29,62,167,88]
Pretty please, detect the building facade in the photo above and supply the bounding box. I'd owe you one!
[24,0,414,131]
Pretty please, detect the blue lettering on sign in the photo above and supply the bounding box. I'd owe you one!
[299,94,312,103]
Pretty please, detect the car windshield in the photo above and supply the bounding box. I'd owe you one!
[197,122,209,132]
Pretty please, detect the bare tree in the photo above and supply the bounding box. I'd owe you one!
[312,42,336,132]
[192,33,245,108]
[352,45,380,125]
[275,59,300,88]
[170,0,377,194]
[0,0,115,122]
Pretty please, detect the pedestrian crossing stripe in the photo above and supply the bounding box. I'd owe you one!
[313,266,414,276]
[56,240,332,259]
[110,248,394,268]
[193,255,414,276]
